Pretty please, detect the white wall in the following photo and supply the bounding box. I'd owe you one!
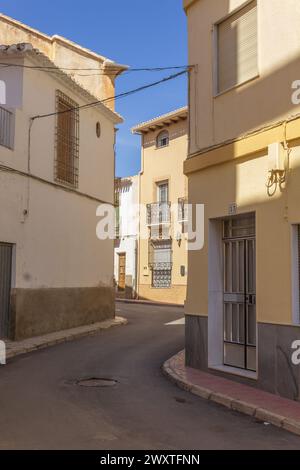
[0,55,117,290]
[114,176,139,293]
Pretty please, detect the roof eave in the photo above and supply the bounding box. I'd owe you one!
[132,107,188,134]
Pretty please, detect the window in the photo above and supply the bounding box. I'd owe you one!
[156,130,169,148]
[157,181,169,203]
[178,197,188,233]
[149,240,172,288]
[0,106,14,149]
[55,90,79,187]
[216,0,258,94]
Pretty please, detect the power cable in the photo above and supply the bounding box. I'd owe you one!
[31,69,189,120]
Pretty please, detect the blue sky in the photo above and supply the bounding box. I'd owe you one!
[1,0,188,176]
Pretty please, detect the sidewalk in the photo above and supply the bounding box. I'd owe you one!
[163,351,300,437]
[117,298,184,308]
[4,316,127,361]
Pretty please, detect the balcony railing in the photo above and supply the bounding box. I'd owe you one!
[147,202,171,227]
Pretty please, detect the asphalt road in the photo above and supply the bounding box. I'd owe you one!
[0,302,299,450]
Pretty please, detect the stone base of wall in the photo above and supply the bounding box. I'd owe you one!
[186,314,300,401]
[10,286,115,341]
[138,284,186,305]
[185,314,208,370]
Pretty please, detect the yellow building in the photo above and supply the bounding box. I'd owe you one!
[184,0,300,399]
[132,108,188,305]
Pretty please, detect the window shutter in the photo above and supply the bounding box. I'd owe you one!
[217,1,258,93]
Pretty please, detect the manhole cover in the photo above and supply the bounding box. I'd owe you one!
[77,377,118,388]
[174,397,187,404]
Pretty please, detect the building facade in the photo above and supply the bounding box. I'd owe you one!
[0,34,123,339]
[184,0,300,400]
[132,108,188,305]
[114,176,139,299]
[0,13,127,111]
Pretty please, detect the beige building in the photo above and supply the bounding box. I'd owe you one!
[132,108,188,305]
[0,16,125,340]
[184,0,300,399]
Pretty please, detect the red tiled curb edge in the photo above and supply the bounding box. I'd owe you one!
[162,350,300,438]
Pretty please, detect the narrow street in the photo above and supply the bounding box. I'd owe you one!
[0,302,298,450]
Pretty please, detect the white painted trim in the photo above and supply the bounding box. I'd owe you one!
[210,365,257,381]
[11,244,16,289]
[291,225,300,325]
[208,219,224,368]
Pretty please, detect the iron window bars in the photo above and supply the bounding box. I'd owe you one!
[55,90,79,188]
[149,240,173,288]
[0,106,13,149]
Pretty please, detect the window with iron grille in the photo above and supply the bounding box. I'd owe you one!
[55,91,79,187]
[0,106,14,149]
[216,0,258,94]
[149,240,172,288]
[156,130,169,148]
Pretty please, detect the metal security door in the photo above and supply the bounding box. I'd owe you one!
[223,215,256,372]
[0,243,12,339]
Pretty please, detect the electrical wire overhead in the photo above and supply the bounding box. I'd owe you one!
[31,69,189,121]
[0,62,191,77]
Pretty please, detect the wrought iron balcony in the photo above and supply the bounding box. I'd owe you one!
[147,202,171,227]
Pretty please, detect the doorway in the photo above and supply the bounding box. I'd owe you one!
[223,214,256,372]
[118,253,126,291]
[0,243,13,339]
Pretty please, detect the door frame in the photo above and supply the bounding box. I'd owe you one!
[208,213,258,379]
[0,242,14,339]
[118,252,126,292]
[223,235,256,372]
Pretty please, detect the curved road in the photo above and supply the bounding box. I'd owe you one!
[0,302,299,450]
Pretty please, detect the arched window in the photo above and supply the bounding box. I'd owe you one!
[156,130,169,148]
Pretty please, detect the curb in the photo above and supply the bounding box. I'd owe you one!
[162,353,300,437]
[117,299,184,308]
[5,316,128,361]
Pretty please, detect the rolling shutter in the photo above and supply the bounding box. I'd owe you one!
[217,1,258,93]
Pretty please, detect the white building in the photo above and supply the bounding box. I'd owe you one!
[114,176,139,299]
[0,41,124,340]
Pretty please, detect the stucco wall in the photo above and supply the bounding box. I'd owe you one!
[0,14,117,109]
[187,0,300,155]
[138,119,188,304]
[114,176,139,298]
[185,142,300,325]
[0,56,117,338]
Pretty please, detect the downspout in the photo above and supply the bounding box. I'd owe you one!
[23,117,34,222]
[136,134,144,300]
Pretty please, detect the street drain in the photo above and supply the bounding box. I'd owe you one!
[77,377,118,388]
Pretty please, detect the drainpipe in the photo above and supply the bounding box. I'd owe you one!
[136,135,144,300]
